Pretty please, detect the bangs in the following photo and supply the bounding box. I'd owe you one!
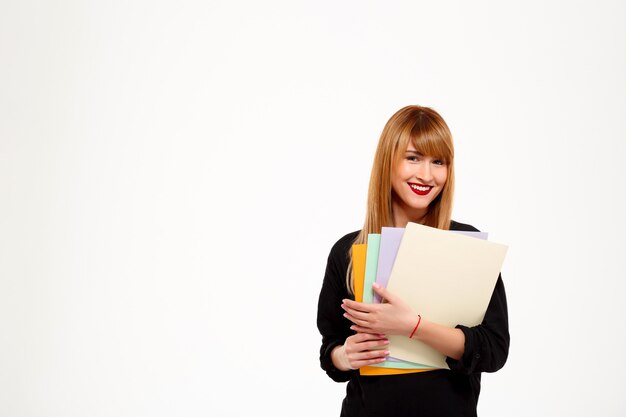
[405,122,454,163]
[410,135,452,163]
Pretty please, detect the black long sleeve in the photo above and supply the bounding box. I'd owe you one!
[316,221,510,417]
[317,231,359,382]
[446,275,509,374]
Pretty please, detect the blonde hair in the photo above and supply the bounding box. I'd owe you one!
[347,105,455,293]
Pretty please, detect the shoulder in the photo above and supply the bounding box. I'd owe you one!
[329,230,360,257]
[325,230,360,267]
[449,220,480,232]
[323,230,359,276]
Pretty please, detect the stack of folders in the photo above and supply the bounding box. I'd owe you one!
[351,222,508,376]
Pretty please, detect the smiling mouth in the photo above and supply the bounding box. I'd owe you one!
[408,183,433,196]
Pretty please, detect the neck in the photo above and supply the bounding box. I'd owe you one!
[392,200,427,228]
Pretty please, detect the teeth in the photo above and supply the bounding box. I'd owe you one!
[410,184,431,191]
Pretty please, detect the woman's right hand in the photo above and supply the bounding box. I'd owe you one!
[331,332,390,371]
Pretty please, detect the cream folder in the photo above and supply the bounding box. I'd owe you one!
[386,222,508,369]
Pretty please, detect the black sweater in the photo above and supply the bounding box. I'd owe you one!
[316,221,510,417]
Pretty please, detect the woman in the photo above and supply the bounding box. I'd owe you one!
[316,105,509,417]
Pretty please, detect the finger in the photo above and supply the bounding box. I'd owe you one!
[349,336,387,353]
[350,332,384,342]
[361,338,389,350]
[343,312,370,328]
[350,325,385,336]
[342,299,375,313]
[371,282,398,304]
[348,350,389,362]
[353,357,388,368]
[342,306,372,321]
[349,333,389,349]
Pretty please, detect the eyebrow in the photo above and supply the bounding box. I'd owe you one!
[405,150,446,162]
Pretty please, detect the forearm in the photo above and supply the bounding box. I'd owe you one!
[341,287,467,360]
[410,317,465,360]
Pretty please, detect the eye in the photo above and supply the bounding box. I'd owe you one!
[405,152,422,162]
[433,159,446,166]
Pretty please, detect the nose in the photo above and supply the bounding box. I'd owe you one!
[416,161,433,183]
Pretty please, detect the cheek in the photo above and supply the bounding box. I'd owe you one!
[391,166,408,195]
[436,169,448,185]
[391,173,403,193]
[394,162,412,182]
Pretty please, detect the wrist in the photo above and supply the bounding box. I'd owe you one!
[331,345,352,371]
[408,314,422,339]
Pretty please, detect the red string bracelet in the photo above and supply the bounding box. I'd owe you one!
[409,315,422,339]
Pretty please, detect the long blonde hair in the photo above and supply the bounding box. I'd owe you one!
[347,105,455,293]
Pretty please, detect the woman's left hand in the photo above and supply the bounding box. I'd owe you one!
[342,283,418,337]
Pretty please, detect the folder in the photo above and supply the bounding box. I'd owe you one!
[352,242,430,376]
[351,244,367,303]
[375,227,488,303]
[362,234,380,304]
[369,227,488,368]
[385,223,508,368]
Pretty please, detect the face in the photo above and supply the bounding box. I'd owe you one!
[391,143,448,224]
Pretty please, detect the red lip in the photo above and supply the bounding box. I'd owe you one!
[408,183,432,196]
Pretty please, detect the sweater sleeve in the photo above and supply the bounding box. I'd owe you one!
[316,237,357,382]
[446,274,510,374]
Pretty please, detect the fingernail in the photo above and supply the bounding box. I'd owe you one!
[383,340,389,345]
[384,350,390,355]
[372,283,380,288]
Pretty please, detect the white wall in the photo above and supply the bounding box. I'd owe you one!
[1,1,625,416]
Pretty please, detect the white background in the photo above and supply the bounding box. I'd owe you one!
[1,1,625,416]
